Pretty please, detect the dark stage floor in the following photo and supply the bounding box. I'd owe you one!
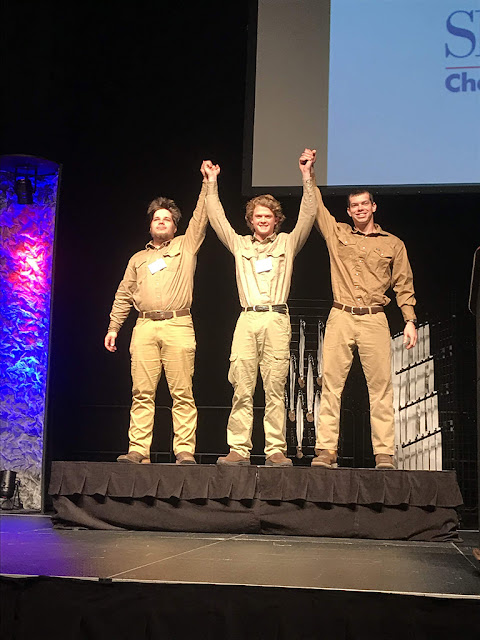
[1,513,479,597]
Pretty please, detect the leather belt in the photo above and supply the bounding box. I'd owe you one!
[244,304,288,315]
[140,308,190,321]
[333,301,384,315]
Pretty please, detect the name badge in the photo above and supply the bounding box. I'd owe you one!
[255,257,273,273]
[148,258,167,274]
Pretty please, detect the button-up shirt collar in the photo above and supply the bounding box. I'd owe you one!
[146,239,172,250]
[351,223,388,238]
[252,233,277,245]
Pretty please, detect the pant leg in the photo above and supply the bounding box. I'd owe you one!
[356,312,395,455]
[226,313,259,458]
[129,318,163,457]
[315,308,356,451]
[260,312,291,457]
[160,315,197,456]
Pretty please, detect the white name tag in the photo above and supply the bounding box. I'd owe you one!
[255,257,273,273]
[148,258,167,274]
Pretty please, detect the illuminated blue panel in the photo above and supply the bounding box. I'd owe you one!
[0,157,60,509]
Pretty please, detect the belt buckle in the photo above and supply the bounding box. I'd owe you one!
[157,311,166,321]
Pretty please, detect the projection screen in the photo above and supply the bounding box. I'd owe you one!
[243,0,480,194]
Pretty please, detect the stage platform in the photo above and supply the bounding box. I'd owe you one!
[1,514,479,640]
[48,461,463,541]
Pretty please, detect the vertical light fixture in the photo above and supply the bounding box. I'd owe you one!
[0,154,61,510]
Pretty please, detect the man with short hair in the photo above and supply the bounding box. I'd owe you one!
[313,180,417,470]
[104,162,210,464]
[204,149,317,466]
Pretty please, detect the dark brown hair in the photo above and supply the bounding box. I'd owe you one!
[147,197,182,226]
[347,189,374,207]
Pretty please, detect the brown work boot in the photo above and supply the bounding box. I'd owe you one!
[265,452,292,467]
[216,451,250,466]
[311,449,338,468]
[117,451,150,464]
[375,454,395,469]
[175,451,196,465]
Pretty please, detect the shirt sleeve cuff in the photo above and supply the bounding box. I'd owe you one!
[206,182,218,195]
[401,306,416,322]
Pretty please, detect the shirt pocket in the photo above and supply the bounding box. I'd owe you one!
[163,245,182,272]
[240,247,256,262]
[371,247,393,277]
[337,234,358,260]
[134,259,148,287]
[372,247,393,269]
[239,247,257,276]
[266,244,286,272]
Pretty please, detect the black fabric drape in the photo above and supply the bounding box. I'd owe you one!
[49,462,462,541]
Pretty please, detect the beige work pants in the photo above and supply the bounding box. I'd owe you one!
[316,307,394,455]
[226,311,290,458]
[128,315,197,457]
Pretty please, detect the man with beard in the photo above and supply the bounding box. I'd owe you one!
[104,161,210,464]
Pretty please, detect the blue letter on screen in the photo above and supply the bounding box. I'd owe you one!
[446,73,461,92]
[445,10,476,58]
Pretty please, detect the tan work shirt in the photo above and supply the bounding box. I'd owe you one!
[206,179,317,308]
[108,182,208,333]
[315,188,416,321]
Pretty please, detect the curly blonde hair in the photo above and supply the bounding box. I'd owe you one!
[245,194,285,233]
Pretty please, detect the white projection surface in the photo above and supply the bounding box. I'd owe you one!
[248,0,480,190]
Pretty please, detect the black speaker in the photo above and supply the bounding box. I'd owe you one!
[0,470,16,499]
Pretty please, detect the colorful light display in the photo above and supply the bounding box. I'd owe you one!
[0,159,60,509]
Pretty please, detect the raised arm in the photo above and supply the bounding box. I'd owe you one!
[204,161,239,253]
[313,156,338,240]
[288,148,318,255]
[183,161,210,254]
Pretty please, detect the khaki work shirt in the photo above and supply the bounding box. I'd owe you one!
[315,188,416,321]
[108,182,208,333]
[206,179,317,308]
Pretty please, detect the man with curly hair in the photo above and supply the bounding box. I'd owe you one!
[204,149,317,466]
[104,162,211,465]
